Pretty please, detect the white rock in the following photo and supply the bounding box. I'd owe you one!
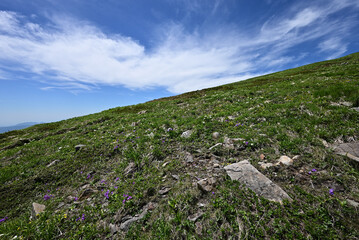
[181,130,193,138]
[277,156,293,166]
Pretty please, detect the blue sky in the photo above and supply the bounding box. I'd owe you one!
[0,0,358,126]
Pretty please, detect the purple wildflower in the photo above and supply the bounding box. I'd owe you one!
[308,171,312,175]
[312,169,317,172]
[81,214,85,221]
[43,194,53,201]
[86,174,92,179]
[329,189,334,195]
[104,190,110,199]
[245,141,248,145]
[114,186,118,189]
[0,217,8,223]
[115,177,119,182]
[74,197,78,201]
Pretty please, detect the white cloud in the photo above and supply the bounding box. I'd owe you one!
[0,0,358,94]
[318,37,348,60]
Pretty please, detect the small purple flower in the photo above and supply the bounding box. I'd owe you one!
[74,197,78,201]
[114,186,118,189]
[47,189,50,192]
[133,182,135,184]
[308,171,312,175]
[115,177,119,182]
[212,192,215,195]
[81,214,85,221]
[329,189,334,195]
[43,194,53,201]
[86,174,92,179]
[245,141,248,145]
[312,169,317,172]
[0,217,8,223]
[80,171,83,174]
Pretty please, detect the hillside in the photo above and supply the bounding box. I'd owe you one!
[0,52,359,239]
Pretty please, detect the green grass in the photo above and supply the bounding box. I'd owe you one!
[0,52,359,239]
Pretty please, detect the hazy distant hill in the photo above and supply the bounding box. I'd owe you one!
[0,122,40,133]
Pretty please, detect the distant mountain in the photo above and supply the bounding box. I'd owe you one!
[0,122,40,133]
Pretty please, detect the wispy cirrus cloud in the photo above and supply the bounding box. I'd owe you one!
[0,0,358,94]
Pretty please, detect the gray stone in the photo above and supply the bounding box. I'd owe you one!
[352,107,359,112]
[137,110,147,115]
[109,223,118,235]
[333,142,359,163]
[197,178,216,193]
[46,159,60,167]
[75,144,86,151]
[209,143,223,150]
[260,163,274,169]
[212,132,220,139]
[172,174,179,180]
[32,202,45,217]
[276,156,293,166]
[223,137,234,149]
[131,122,138,127]
[119,202,157,231]
[181,130,193,138]
[79,188,96,201]
[158,187,171,195]
[188,212,204,222]
[124,162,136,175]
[185,152,194,163]
[224,160,292,203]
[347,199,359,207]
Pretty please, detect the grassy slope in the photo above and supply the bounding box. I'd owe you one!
[0,52,359,239]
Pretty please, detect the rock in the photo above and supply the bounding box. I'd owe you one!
[32,202,45,217]
[260,154,265,160]
[228,116,236,120]
[322,140,330,148]
[124,162,136,175]
[119,202,157,231]
[213,163,220,168]
[260,163,274,169]
[197,178,216,193]
[223,137,234,149]
[172,174,179,180]
[131,122,138,127]
[195,222,203,235]
[212,132,220,139]
[332,142,359,163]
[75,144,86,151]
[347,199,359,207]
[224,160,292,203]
[158,187,171,195]
[162,162,169,167]
[276,156,293,166]
[46,159,60,167]
[137,110,147,115]
[209,143,223,150]
[330,101,352,107]
[185,152,194,163]
[352,107,359,112]
[188,212,204,222]
[109,223,118,235]
[181,130,193,138]
[79,188,96,201]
